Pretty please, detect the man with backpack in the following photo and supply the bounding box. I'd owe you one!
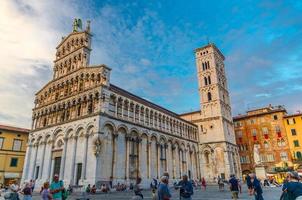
[229,174,240,200]
[281,171,302,200]
[50,174,67,200]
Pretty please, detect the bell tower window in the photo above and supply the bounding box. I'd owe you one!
[207,92,212,101]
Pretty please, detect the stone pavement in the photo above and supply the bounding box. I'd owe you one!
[29,185,282,200]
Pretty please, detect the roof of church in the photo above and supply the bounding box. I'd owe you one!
[109,84,197,126]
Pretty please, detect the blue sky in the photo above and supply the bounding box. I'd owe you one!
[1,0,302,127]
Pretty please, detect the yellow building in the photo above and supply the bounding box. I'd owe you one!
[0,124,29,186]
[283,113,302,167]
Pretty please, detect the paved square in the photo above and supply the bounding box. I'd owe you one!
[29,185,282,200]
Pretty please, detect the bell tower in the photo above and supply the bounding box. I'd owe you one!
[194,43,241,180]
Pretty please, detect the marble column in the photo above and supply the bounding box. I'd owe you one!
[31,143,38,179]
[111,133,117,179]
[70,136,78,185]
[22,143,32,181]
[156,143,160,178]
[125,137,130,180]
[39,141,47,179]
[115,100,118,117]
[80,135,89,180]
[121,101,124,118]
[171,145,175,179]
[147,141,151,178]
[59,137,68,180]
[47,140,54,180]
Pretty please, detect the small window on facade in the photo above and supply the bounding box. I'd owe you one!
[12,139,22,151]
[77,105,81,116]
[0,137,4,149]
[208,76,211,85]
[291,129,297,136]
[294,140,300,147]
[287,119,289,125]
[280,152,288,161]
[204,77,208,85]
[207,61,210,69]
[10,158,18,167]
[207,92,212,101]
[273,115,278,120]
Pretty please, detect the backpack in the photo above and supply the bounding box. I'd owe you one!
[59,181,68,200]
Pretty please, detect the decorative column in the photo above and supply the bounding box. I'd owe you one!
[31,143,39,179]
[111,133,117,179]
[133,106,136,122]
[81,135,89,180]
[156,142,160,178]
[47,140,54,180]
[127,103,130,120]
[147,141,151,178]
[137,106,141,123]
[189,150,193,179]
[164,144,168,171]
[137,138,142,178]
[59,137,68,180]
[22,143,32,181]
[125,136,130,180]
[115,99,118,117]
[121,101,124,118]
[70,135,78,185]
[39,141,47,179]
[172,144,176,179]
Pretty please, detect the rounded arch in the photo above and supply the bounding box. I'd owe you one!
[159,135,167,144]
[129,127,140,135]
[141,133,148,139]
[151,134,158,142]
[75,126,85,137]
[53,127,63,136]
[102,121,116,132]
[65,127,74,138]
[117,124,129,134]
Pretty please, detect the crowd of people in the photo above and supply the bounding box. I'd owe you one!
[1,171,302,200]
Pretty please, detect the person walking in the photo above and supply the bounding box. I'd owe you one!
[21,182,32,200]
[218,176,224,191]
[229,174,240,200]
[157,176,171,200]
[246,174,253,196]
[176,174,194,200]
[201,178,206,191]
[50,174,65,200]
[9,180,20,200]
[250,173,264,200]
[133,177,144,199]
[41,182,52,200]
[281,171,302,200]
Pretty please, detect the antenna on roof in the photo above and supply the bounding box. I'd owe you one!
[206,36,210,45]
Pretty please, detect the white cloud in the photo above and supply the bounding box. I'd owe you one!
[0,0,77,128]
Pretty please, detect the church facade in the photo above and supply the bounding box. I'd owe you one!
[21,21,201,188]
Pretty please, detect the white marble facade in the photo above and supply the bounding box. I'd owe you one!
[22,105,199,188]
